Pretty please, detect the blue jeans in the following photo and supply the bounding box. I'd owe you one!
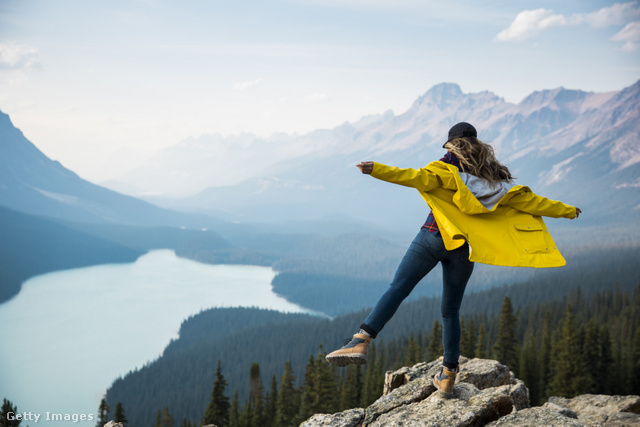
[361,228,474,365]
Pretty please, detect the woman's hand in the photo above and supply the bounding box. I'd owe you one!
[571,207,582,219]
[357,161,374,174]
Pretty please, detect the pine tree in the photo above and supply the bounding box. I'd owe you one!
[96,398,109,427]
[612,335,624,395]
[239,402,252,427]
[203,360,230,427]
[340,364,362,410]
[460,317,477,358]
[296,355,316,424]
[229,391,240,427]
[426,320,443,361]
[549,304,588,397]
[583,319,601,393]
[1,399,21,427]
[539,311,552,400]
[114,402,128,427]
[633,329,640,395]
[598,325,614,394]
[179,418,193,427]
[264,374,278,426]
[153,407,175,427]
[373,351,386,400]
[309,348,339,415]
[248,363,265,427]
[405,334,420,366]
[494,296,519,374]
[460,317,468,358]
[476,323,487,358]
[519,332,540,405]
[360,343,384,407]
[275,361,297,427]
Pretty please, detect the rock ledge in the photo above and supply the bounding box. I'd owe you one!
[301,358,640,427]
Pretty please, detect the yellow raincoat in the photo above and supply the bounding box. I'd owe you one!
[371,161,577,268]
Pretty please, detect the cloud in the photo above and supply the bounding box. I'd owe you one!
[0,42,41,71]
[615,177,640,189]
[495,2,640,50]
[583,1,640,28]
[232,78,263,91]
[495,9,568,42]
[611,21,640,50]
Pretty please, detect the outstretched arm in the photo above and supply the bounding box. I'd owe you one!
[508,190,580,219]
[356,161,444,192]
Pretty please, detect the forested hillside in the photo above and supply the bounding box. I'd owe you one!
[0,206,144,303]
[200,282,640,427]
[104,245,640,426]
[207,282,640,427]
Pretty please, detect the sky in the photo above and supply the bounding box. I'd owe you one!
[0,0,639,182]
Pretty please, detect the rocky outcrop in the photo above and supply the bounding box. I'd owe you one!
[546,394,640,426]
[485,406,585,426]
[301,358,640,427]
[488,394,640,426]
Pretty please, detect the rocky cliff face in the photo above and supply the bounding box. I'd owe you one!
[301,357,640,427]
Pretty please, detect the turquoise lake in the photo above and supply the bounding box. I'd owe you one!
[0,250,311,427]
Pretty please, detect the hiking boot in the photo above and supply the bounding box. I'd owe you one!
[433,366,458,398]
[326,333,371,367]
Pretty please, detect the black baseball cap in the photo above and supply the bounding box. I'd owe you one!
[443,122,477,148]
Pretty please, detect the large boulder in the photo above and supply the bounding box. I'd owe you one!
[370,382,513,426]
[303,357,528,426]
[382,357,514,396]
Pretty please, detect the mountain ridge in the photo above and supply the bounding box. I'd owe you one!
[109,80,640,229]
[108,81,638,198]
[0,110,230,228]
[0,205,144,303]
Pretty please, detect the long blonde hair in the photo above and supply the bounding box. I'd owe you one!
[444,137,514,185]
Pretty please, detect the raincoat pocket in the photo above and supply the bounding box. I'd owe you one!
[513,223,550,254]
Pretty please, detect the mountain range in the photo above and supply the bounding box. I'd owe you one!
[2,81,638,232]
[106,81,640,229]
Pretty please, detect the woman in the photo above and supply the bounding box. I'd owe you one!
[325,122,581,397]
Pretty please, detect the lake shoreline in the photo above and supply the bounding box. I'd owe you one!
[0,250,316,427]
